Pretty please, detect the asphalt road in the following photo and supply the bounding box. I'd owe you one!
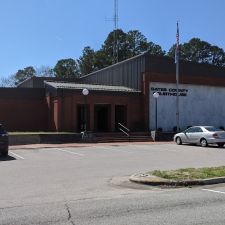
[1,143,225,224]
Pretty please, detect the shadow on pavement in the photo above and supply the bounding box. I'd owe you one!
[0,155,16,161]
[182,143,224,149]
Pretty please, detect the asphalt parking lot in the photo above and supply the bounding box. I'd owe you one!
[2,142,225,203]
[2,142,225,224]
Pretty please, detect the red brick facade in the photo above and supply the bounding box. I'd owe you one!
[47,92,144,132]
[0,89,48,131]
[1,55,225,132]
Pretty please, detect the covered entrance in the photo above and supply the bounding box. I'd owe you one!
[94,104,110,132]
[115,105,127,130]
[77,104,89,132]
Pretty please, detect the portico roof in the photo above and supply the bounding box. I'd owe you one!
[44,81,141,93]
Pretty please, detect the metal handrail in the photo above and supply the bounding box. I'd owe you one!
[118,128,129,136]
[118,123,130,137]
[118,123,130,132]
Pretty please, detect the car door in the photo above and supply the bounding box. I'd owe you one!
[183,127,195,143]
[190,127,203,143]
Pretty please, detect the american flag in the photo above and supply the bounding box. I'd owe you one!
[175,22,179,64]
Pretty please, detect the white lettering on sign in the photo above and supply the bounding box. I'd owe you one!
[151,87,188,97]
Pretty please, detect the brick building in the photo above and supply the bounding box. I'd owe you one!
[1,52,225,132]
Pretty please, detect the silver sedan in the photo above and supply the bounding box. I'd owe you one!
[174,126,225,147]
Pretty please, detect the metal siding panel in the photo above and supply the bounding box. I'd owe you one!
[80,54,147,90]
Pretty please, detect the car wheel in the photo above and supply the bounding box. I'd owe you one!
[200,138,208,147]
[218,143,224,148]
[176,137,182,145]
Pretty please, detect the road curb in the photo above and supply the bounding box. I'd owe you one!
[129,173,225,186]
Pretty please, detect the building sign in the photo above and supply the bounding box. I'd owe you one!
[149,82,225,132]
[151,87,188,97]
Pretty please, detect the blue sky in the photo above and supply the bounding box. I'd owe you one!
[0,0,225,78]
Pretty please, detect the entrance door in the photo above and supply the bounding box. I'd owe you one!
[94,105,110,132]
[77,104,89,131]
[115,105,127,131]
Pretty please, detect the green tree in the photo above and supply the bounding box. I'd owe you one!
[78,29,166,75]
[78,46,96,75]
[14,66,36,85]
[94,49,110,71]
[101,29,165,63]
[101,29,128,64]
[97,29,165,67]
[147,41,166,56]
[2,65,55,87]
[126,30,148,57]
[78,30,128,74]
[53,58,80,78]
[126,30,165,57]
[168,38,225,67]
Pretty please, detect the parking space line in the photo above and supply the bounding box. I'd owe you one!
[54,148,84,156]
[202,189,225,195]
[9,151,25,160]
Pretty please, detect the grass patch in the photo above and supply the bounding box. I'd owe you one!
[149,166,225,181]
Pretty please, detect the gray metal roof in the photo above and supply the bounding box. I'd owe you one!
[79,53,225,91]
[44,81,141,93]
[80,53,146,91]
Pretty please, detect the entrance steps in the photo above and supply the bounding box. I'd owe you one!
[94,132,153,143]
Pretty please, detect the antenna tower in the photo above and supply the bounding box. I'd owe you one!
[113,0,118,64]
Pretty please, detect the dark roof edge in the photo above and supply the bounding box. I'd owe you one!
[81,53,225,79]
[147,54,225,71]
[17,76,35,87]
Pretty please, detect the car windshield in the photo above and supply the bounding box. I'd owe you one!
[204,126,223,132]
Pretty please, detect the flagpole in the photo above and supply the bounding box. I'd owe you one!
[176,54,179,132]
[175,22,180,132]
